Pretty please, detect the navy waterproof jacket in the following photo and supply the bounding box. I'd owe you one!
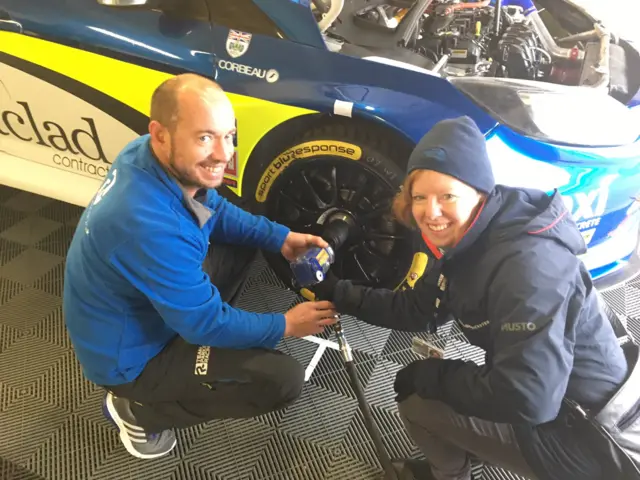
[63,135,290,387]
[333,185,628,479]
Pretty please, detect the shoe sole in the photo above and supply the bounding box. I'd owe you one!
[105,393,176,460]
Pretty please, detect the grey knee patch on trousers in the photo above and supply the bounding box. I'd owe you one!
[398,395,538,480]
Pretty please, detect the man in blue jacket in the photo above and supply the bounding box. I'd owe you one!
[63,73,337,459]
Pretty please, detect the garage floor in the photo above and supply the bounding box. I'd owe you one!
[0,185,639,480]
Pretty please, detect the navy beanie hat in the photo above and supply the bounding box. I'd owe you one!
[406,116,495,194]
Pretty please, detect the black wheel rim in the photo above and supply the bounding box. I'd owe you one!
[265,156,414,289]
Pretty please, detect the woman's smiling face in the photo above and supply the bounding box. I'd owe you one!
[410,170,484,249]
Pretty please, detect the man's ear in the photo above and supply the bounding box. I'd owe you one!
[149,120,168,146]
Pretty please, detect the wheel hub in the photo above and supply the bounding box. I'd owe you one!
[316,208,358,250]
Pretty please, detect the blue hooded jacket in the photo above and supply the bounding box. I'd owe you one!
[334,185,629,479]
[63,135,290,386]
[330,116,629,479]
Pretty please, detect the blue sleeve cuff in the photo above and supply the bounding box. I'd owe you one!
[264,313,287,349]
[264,223,291,253]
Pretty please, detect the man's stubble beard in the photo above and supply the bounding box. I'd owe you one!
[168,142,203,191]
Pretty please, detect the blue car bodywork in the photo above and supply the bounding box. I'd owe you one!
[0,0,639,289]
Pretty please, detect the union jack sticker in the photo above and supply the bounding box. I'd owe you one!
[226,30,252,58]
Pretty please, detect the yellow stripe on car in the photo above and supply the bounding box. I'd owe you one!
[0,31,317,196]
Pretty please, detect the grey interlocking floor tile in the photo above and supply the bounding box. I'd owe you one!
[168,462,217,480]
[309,355,378,398]
[0,277,25,307]
[1,185,640,480]
[627,317,640,344]
[0,216,63,246]
[0,237,28,267]
[259,281,300,313]
[275,384,328,444]
[25,414,113,480]
[247,429,335,479]
[0,185,22,204]
[32,350,95,414]
[16,394,70,464]
[627,283,640,318]
[0,288,61,332]
[180,419,238,480]
[602,285,628,316]
[27,305,71,350]
[257,451,334,480]
[293,382,359,450]
[35,225,76,257]
[323,452,383,480]
[0,395,27,464]
[0,205,28,233]
[0,249,64,286]
[0,458,46,480]
[355,319,393,356]
[3,191,54,213]
[32,261,66,298]
[36,200,84,226]
[227,418,277,479]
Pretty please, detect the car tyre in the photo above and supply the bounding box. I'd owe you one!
[244,121,426,295]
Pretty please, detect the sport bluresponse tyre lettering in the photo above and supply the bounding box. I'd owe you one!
[255,141,362,203]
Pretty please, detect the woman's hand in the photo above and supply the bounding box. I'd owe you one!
[394,360,423,402]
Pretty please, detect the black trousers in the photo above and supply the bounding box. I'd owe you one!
[105,243,305,433]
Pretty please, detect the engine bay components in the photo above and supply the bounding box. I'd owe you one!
[312,0,627,97]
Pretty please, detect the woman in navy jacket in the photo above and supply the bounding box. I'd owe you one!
[311,116,629,480]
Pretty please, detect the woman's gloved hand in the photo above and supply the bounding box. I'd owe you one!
[394,358,444,403]
[306,270,339,301]
[394,360,423,402]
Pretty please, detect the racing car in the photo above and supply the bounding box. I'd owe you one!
[0,0,639,293]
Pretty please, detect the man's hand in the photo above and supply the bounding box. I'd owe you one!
[284,300,338,337]
[281,232,328,262]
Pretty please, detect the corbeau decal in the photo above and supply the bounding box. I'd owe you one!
[226,30,252,58]
[218,59,279,83]
[255,141,363,202]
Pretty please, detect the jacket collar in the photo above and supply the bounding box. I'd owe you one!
[140,135,213,228]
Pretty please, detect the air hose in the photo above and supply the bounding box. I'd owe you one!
[291,213,400,480]
[333,321,400,480]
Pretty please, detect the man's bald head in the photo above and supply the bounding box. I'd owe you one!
[149,74,228,132]
[148,73,237,196]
